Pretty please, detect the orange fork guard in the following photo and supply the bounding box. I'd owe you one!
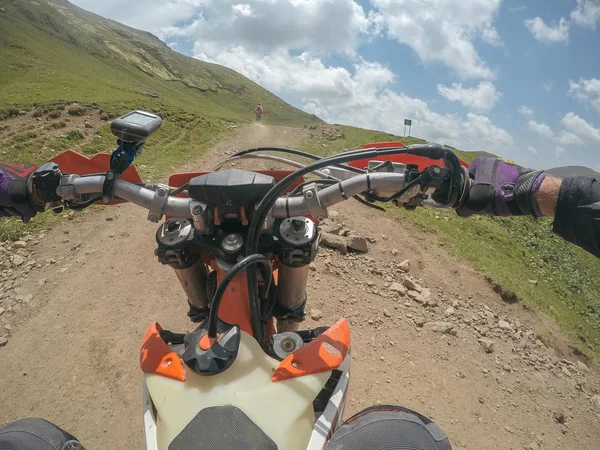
[347,142,469,171]
[49,150,143,205]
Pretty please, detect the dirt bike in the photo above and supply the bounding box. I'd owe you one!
[29,111,469,450]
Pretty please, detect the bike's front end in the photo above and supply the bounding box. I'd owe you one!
[30,111,468,450]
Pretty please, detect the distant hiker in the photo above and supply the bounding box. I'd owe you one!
[255,103,263,121]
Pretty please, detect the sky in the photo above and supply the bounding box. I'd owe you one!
[70,0,600,170]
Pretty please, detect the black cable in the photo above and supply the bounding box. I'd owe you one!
[64,196,103,211]
[170,183,189,196]
[353,194,386,211]
[245,145,409,256]
[243,144,462,317]
[230,146,366,174]
[207,254,273,340]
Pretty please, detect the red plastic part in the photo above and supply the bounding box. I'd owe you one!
[49,150,143,205]
[347,142,469,171]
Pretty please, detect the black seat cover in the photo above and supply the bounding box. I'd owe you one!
[168,405,277,450]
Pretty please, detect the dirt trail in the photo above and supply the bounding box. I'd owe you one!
[0,124,599,449]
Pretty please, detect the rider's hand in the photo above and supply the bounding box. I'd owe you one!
[456,157,547,218]
[0,163,39,223]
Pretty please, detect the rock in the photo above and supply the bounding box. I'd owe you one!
[71,242,82,251]
[383,309,391,318]
[402,278,418,291]
[407,290,425,303]
[309,262,317,271]
[321,233,347,254]
[444,306,455,316]
[0,307,4,316]
[340,228,351,237]
[478,338,495,353]
[391,249,399,256]
[381,234,388,240]
[398,260,410,272]
[525,442,540,450]
[366,237,377,244]
[420,288,431,300]
[497,320,512,331]
[553,411,566,424]
[0,337,7,347]
[12,255,25,267]
[328,210,339,219]
[320,223,342,235]
[106,217,114,221]
[84,121,93,129]
[414,316,426,327]
[424,321,457,336]
[528,280,538,285]
[311,309,323,321]
[59,267,69,274]
[591,395,600,408]
[389,283,407,295]
[347,235,369,253]
[425,298,438,307]
[13,241,27,249]
[576,361,590,373]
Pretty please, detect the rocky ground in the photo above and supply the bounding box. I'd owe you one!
[0,125,599,449]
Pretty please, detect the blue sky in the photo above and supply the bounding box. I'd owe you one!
[71,0,600,170]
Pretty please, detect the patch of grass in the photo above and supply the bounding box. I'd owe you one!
[50,120,66,129]
[67,106,86,116]
[297,125,600,360]
[66,129,85,140]
[48,110,61,119]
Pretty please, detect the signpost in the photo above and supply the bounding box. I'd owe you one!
[404,119,412,137]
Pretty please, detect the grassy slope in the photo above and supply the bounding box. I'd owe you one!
[547,166,600,179]
[299,125,600,359]
[0,0,319,238]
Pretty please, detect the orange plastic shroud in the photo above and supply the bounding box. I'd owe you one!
[272,318,351,382]
[347,142,469,171]
[140,322,186,382]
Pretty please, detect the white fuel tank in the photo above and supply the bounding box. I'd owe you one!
[145,331,331,450]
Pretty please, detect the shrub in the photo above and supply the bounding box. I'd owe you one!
[48,111,61,119]
[50,121,66,129]
[66,129,85,140]
[68,106,86,116]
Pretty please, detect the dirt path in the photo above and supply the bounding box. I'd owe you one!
[1,124,599,449]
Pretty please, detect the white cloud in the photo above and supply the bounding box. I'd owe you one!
[561,112,600,143]
[232,4,253,17]
[518,105,534,118]
[162,0,370,55]
[542,82,553,92]
[369,0,502,79]
[527,146,538,155]
[437,81,501,111]
[557,131,585,146]
[569,77,600,112]
[524,17,569,43]
[527,120,555,138]
[571,0,600,29]
[70,0,208,31]
[555,146,566,157]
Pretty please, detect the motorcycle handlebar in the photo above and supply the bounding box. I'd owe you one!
[58,170,429,221]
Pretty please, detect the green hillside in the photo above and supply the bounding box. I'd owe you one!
[0,0,318,125]
[547,165,600,179]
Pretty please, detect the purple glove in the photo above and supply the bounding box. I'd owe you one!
[0,163,38,223]
[457,157,547,217]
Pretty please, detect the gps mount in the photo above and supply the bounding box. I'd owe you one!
[102,110,162,204]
